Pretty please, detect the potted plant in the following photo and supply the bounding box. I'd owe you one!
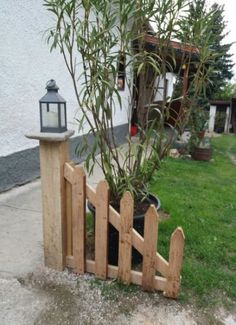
[44,0,218,264]
[191,136,212,161]
[187,104,212,161]
[189,105,208,139]
[189,134,213,162]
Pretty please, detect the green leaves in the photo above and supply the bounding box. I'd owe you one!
[44,0,221,203]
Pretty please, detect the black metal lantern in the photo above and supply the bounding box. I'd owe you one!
[39,79,67,133]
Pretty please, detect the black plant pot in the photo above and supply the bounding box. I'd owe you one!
[87,194,161,266]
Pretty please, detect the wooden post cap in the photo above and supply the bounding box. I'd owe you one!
[25,130,75,142]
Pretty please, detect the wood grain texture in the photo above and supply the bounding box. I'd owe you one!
[164,227,185,298]
[142,205,159,291]
[64,162,75,184]
[95,180,109,279]
[131,228,169,277]
[65,161,75,256]
[66,180,72,256]
[64,165,183,297]
[109,206,120,231]
[72,166,86,274]
[84,259,167,292]
[40,140,69,271]
[118,192,133,284]
[86,184,96,205]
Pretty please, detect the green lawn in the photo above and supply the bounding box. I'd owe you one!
[150,135,236,307]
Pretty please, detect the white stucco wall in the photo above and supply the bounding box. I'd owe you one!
[0,0,130,157]
[208,105,217,132]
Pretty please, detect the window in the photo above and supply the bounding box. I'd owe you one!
[117,52,126,91]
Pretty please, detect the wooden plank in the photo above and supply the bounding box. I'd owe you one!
[66,255,74,268]
[65,161,77,257]
[164,227,185,299]
[118,192,133,284]
[64,162,75,184]
[68,257,166,292]
[109,206,120,231]
[95,180,109,279]
[132,228,169,277]
[40,140,69,271]
[85,259,166,292]
[131,228,144,254]
[155,253,169,276]
[142,205,159,291]
[86,184,96,205]
[72,166,86,274]
[66,180,72,256]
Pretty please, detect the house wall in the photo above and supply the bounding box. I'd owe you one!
[0,0,130,192]
[208,105,217,132]
[154,73,176,101]
[208,104,231,134]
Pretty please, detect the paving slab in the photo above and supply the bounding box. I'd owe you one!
[0,159,104,277]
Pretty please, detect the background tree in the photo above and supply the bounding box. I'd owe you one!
[215,82,236,100]
[174,0,234,141]
[206,2,234,100]
[184,0,234,101]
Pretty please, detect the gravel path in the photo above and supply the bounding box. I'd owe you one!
[1,267,235,325]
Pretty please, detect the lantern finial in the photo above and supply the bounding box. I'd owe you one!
[46,79,59,91]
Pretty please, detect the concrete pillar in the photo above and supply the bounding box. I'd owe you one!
[224,106,231,134]
[209,105,217,133]
[26,130,74,271]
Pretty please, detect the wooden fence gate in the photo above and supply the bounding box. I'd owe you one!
[64,161,185,298]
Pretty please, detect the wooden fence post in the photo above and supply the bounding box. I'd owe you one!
[95,180,109,279]
[118,192,133,284]
[25,131,74,271]
[164,227,185,298]
[142,205,159,291]
[72,166,86,274]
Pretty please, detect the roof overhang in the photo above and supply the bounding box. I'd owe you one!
[210,100,231,106]
[144,34,199,56]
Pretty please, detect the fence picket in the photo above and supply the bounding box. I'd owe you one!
[72,166,86,274]
[66,181,72,256]
[164,227,185,298]
[118,192,133,284]
[142,205,159,291]
[95,180,109,279]
[63,164,184,297]
[65,161,75,257]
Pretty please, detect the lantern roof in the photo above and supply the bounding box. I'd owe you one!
[39,79,66,103]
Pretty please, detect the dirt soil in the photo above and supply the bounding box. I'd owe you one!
[1,267,236,325]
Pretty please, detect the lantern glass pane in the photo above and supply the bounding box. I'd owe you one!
[41,103,49,127]
[42,103,59,128]
[60,103,66,127]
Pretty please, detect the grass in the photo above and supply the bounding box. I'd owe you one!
[150,135,236,307]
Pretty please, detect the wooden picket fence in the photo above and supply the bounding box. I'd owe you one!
[63,161,185,298]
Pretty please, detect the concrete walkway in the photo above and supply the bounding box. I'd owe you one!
[0,159,104,278]
[0,180,43,277]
